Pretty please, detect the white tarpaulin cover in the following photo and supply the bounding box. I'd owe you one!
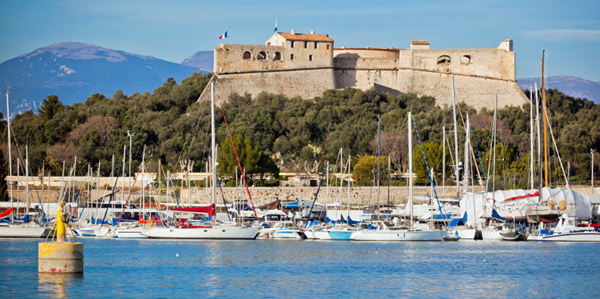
[459,188,592,226]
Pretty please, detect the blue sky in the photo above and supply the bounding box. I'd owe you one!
[1,0,599,80]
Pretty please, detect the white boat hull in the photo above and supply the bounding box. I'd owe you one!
[0,226,48,238]
[258,229,304,239]
[452,228,477,240]
[350,230,446,241]
[72,226,112,237]
[482,229,503,240]
[114,228,149,239]
[142,226,259,239]
[313,231,331,240]
[304,230,330,240]
[527,231,600,242]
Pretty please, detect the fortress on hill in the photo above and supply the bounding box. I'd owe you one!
[198,30,528,109]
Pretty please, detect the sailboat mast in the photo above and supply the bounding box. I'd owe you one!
[96,162,100,212]
[388,155,391,210]
[325,164,329,210]
[211,81,216,207]
[492,95,498,220]
[442,126,445,193]
[408,111,413,228]
[541,50,549,187]
[377,117,381,216]
[530,88,535,190]
[535,82,543,196]
[6,87,12,217]
[464,114,470,193]
[347,155,350,220]
[451,77,460,200]
[338,148,343,217]
[25,145,29,216]
[141,145,146,216]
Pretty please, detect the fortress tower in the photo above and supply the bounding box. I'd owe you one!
[199,31,528,110]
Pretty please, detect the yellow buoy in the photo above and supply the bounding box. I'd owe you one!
[547,200,555,209]
[38,201,84,274]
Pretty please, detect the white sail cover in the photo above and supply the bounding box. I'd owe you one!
[459,187,592,226]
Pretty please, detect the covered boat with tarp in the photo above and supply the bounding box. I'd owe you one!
[459,187,593,227]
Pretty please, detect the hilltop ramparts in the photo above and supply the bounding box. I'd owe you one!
[198,31,527,110]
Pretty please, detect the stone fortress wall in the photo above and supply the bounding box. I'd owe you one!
[199,30,528,110]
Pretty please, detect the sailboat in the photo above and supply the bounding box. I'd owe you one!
[350,112,446,241]
[0,94,49,239]
[328,153,357,240]
[142,82,259,240]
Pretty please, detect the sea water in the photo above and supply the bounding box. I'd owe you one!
[1,238,598,298]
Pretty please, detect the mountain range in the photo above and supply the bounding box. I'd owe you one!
[181,51,213,72]
[1,42,598,119]
[517,76,600,104]
[0,42,203,118]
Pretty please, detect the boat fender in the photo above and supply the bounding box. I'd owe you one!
[558,200,567,210]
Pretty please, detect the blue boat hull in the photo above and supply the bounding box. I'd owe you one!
[329,231,352,240]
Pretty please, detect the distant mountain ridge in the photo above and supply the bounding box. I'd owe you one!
[0,42,201,118]
[517,76,600,104]
[181,51,213,72]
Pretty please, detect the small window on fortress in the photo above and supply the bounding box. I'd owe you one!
[304,42,308,48]
[258,51,266,60]
[461,55,471,65]
[290,54,294,60]
[309,55,313,61]
[291,41,295,48]
[243,51,251,60]
[327,44,330,50]
[314,42,318,49]
[437,55,451,65]
[273,52,281,61]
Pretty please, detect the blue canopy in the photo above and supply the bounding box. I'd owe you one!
[347,216,360,225]
[91,217,117,226]
[283,201,299,209]
[325,217,341,224]
[491,209,506,221]
[447,212,468,228]
[231,203,253,211]
[283,201,306,209]
[0,214,29,223]
[306,221,320,227]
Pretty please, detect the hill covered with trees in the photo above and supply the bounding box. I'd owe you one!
[1,71,599,190]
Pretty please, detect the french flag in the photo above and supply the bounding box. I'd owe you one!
[218,31,228,39]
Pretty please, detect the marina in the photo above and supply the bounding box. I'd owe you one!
[2,238,599,297]
[1,1,600,297]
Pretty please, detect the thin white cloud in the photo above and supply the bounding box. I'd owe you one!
[523,29,600,42]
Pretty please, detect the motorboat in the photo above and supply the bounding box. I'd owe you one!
[527,214,600,242]
[257,221,306,240]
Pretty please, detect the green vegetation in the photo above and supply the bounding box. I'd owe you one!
[0,71,598,191]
